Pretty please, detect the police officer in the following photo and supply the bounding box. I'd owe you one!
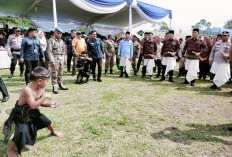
[47,27,69,94]
[7,27,24,78]
[20,27,45,85]
[104,33,115,76]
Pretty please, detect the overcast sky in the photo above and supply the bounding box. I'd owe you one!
[137,0,232,34]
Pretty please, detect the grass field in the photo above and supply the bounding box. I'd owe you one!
[0,65,232,157]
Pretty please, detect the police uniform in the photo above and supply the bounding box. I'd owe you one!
[132,36,141,75]
[7,27,24,78]
[104,35,115,75]
[209,31,231,90]
[47,27,68,94]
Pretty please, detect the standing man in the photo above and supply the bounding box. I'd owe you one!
[65,29,76,75]
[47,27,69,94]
[104,33,115,76]
[137,32,148,73]
[177,35,191,78]
[7,27,24,78]
[160,30,180,82]
[209,31,231,90]
[181,28,208,86]
[154,36,163,78]
[118,31,133,78]
[132,34,141,75]
[20,27,45,85]
[141,32,157,80]
[87,31,105,82]
[72,31,87,76]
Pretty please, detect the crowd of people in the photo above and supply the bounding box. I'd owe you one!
[0,25,232,156]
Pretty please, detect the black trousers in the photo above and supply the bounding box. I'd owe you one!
[161,65,173,79]
[76,71,90,84]
[39,51,49,69]
[67,53,73,72]
[92,58,102,79]
[155,59,162,76]
[10,54,24,73]
[199,62,210,79]
[137,53,143,72]
[25,60,39,84]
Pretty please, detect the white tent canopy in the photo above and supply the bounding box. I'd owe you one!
[0,0,172,35]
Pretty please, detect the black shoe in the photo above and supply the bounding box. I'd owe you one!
[20,72,23,77]
[110,69,113,75]
[156,74,160,78]
[134,71,137,75]
[105,70,108,76]
[210,84,217,89]
[159,77,165,81]
[59,83,69,90]
[125,73,129,78]
[2,96,9,102]
[216,87,222,91]
[0,78,9,102]
[141,75,145,79]
[182,81,189,85]
[93,77,97,81]
[228,127,232,131]
[97,78,102,82]
[169,78,174,82]
[9,73,14,78]
[191,82,195,86]
[53,85,58,94]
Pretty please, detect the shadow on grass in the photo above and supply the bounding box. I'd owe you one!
[151,123,232,145]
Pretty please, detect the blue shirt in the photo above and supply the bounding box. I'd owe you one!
[87,38,104,59]
[65,36,75,53]
[20,37,44,61]
[118,39,133,58]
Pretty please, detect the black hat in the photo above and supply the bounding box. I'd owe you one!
[168,30,174,34]
[185,35,191,39]
[76,31,82,34]
[28,27,37,32]
[193,28,200,33]
[221,31,230,36]
[125,31,130,35]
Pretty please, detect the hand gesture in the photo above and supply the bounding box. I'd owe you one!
[50,102,60,108]
[20,58,24,63]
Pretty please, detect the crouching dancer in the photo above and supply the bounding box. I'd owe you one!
[3,67,62,157]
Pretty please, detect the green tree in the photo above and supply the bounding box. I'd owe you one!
[0,16,36,27]
[224,19,232,29]
[137,30,144,36]
[159,22,169,32]
[191,19,211,31]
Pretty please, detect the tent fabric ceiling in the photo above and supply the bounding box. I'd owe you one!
[0,0,172,35]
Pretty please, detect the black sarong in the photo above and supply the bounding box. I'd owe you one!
[2,101,51,154]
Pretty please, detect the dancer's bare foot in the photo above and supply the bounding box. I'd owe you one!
[7,149,17,157]
[51,131,63,137]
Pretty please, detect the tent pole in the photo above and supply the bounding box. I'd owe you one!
[21,17,24,29]
[53,0,58,28]
[129,4,132,33]
[169,18,172,30]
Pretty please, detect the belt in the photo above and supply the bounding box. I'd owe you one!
[11,48,21,52]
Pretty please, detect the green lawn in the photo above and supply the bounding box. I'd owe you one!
[0,65,232,157]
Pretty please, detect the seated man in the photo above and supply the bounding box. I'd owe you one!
[76,51,92,84]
